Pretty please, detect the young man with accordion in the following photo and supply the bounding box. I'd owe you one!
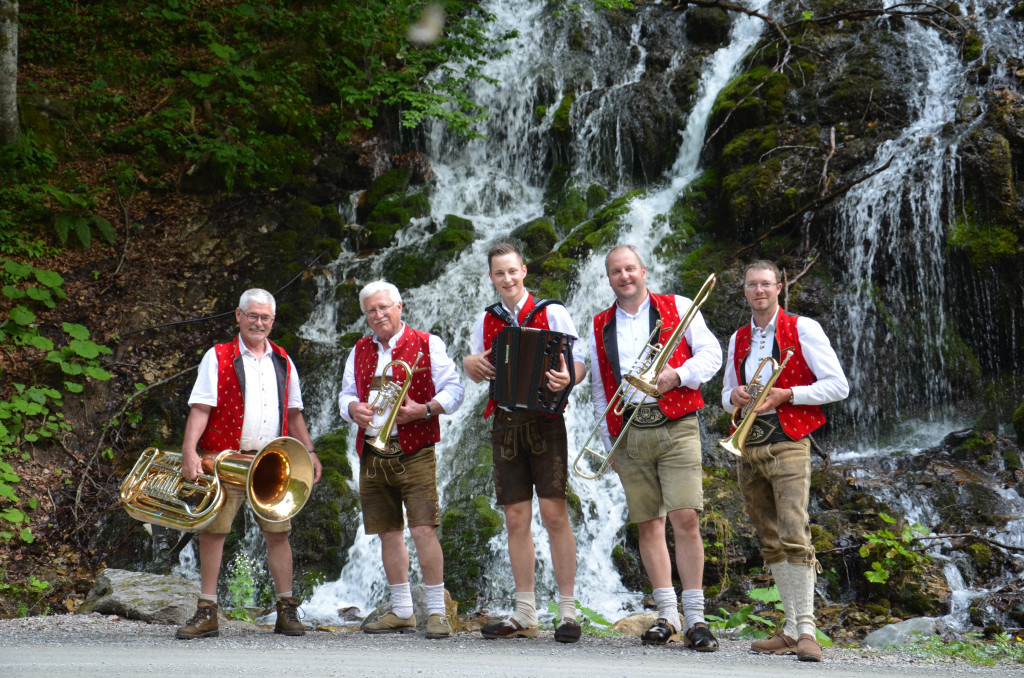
[463,242,586,643]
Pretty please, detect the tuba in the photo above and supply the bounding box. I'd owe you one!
[364,354,423,456]
[718,350,794,458]
[120,436,314,531]
[573,273,717,479]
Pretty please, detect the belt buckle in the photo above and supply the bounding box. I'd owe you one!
[630,404,667,429]
[746,417,779,445]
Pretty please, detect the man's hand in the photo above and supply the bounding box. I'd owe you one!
[463,348,495,383]
[180,449,202,482]
[753,387,793,414]
[729,385,752,409]
[545,354,571,392]
[655,366,681,394]
[348,401,376,428]
[395,394,427,425]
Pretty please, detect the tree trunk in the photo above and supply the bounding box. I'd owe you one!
[0,1,18,146]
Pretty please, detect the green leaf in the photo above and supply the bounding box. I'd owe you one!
[185,70,216,88]
[64,381,84,393]
[69,339,101,358]
[0,483,16,501]
[9,305,35,326]
[86,365,112,381]
[1,508,26,523]
[748,585,781,603]
[33,268,64,289]
[19,527,34,543]
[25,334,54,351]
[210,42,237,60]
[879,512,896,524]
[60,361,84,375]
[2,284,25,298]
[93,217,117,245]
[62,322,91,340]
[3,258,31,279]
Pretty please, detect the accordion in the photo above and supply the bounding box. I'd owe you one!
[489,326,575,413]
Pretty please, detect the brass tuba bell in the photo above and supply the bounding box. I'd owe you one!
[120,436,314,531]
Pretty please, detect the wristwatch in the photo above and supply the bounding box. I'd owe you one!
[424,403,433,420]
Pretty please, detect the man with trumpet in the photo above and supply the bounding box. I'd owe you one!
[721,260,848,662]
[177,288,323,640]
[587,245,722,650]
[339,280,465,638]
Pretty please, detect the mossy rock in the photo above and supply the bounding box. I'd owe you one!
[439,494,504,602]
[550,188,588,233]
[511,217,557,259]
[586,184,608,209]
[685,7,731,45]
[357,167,414,221]
[380,217,476,289]
[334,281,363,332]
[552,94,576,137]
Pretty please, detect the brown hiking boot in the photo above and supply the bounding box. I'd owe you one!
[274,597,305,636]
[176,602,219,639]
[750,631,798,654]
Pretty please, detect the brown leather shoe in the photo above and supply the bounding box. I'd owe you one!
[640,618,679,645]
[797,633,823,662]
[554,618,582,643]
[683,623,719,652]
[274,597,305,636]
[176,603,219,639]
[425,613,453,639]
[480,617,539,639]
[363,611,417,634]
[750,631,798,654]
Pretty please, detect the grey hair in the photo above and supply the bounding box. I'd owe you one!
[605,244,646,272]
[239,288,276,313]
[359,280,402,308]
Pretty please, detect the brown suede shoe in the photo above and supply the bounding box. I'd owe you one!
[750,631,798,654]
[480,617,539,639]
[363,611,417,634]
[797,633,823,662]
[274,597,306,636]
[176,602,219,640]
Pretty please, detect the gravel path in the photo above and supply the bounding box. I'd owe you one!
[0,614,1019,677]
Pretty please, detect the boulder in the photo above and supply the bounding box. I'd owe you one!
[78,568,199,624]
[861,616,942,647]
[611,611,659,637]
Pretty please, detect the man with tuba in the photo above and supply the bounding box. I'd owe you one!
[338,280,465,639]
[588,245,722,650]
[722,260,849,662]
[463,242,586,643]
[177,288,323,640]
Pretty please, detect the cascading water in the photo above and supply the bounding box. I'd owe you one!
[829,0,1024,628]
[296,0,772,624]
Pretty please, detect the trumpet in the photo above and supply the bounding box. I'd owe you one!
[573,273,717,479]
[364,353,424,456]
[718,350,794,458]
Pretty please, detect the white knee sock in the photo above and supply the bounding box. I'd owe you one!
[652,587,681,633]
[391,582,414,619]
[791,563,817,638]
[513,591,537,626]
[425,584,446,616]
[770,561,798,639]
[680,589,706,633]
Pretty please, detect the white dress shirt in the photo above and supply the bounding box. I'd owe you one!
[188,336,303,451]
[588,293,722,446]
[469,291,586,365]
[721,308,849,414]
[338,323,465,436]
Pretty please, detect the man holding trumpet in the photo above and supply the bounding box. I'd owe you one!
[587,245,722,650]
[339,280,465,638]
[721,260,848,662]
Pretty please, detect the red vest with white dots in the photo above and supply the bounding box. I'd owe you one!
[592,292,705,437]
[353,326,439,456]
[197,337,291,453]
[732,309,826,440]
[481,294,552,419]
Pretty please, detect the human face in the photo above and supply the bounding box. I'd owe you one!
[236,302,275,351]
[488,253,528,306]
[605,248,648,308]
[363,290,403,343]
[743,267,782,318]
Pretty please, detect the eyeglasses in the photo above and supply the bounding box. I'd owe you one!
[744,282,780,291]
[241,312,275,324]
[364,302,397,317]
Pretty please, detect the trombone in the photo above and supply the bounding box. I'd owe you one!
[573,273,717,479]
[718,350,794,458]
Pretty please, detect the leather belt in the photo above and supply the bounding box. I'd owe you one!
[363,436,404,458]
[746,414,792,446]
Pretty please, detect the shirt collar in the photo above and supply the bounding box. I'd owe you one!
[502,291,530,321]
[750,308,780,336]
[615,292,651,320]
[237,334,268,358]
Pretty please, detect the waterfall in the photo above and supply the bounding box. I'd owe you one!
[299,0,772,624]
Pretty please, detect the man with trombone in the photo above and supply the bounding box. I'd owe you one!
[585,245,722,650]
[721,260,848,662]
[339,280,465,638]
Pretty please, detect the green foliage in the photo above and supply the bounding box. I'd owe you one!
[858,512,931,587]
[900,632,1024,666]
[705,603,776,639]
[0,568,52,617]
[225,553,259,622]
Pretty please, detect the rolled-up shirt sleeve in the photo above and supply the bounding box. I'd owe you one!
[673,295,722,390]
[187,347,219,407]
